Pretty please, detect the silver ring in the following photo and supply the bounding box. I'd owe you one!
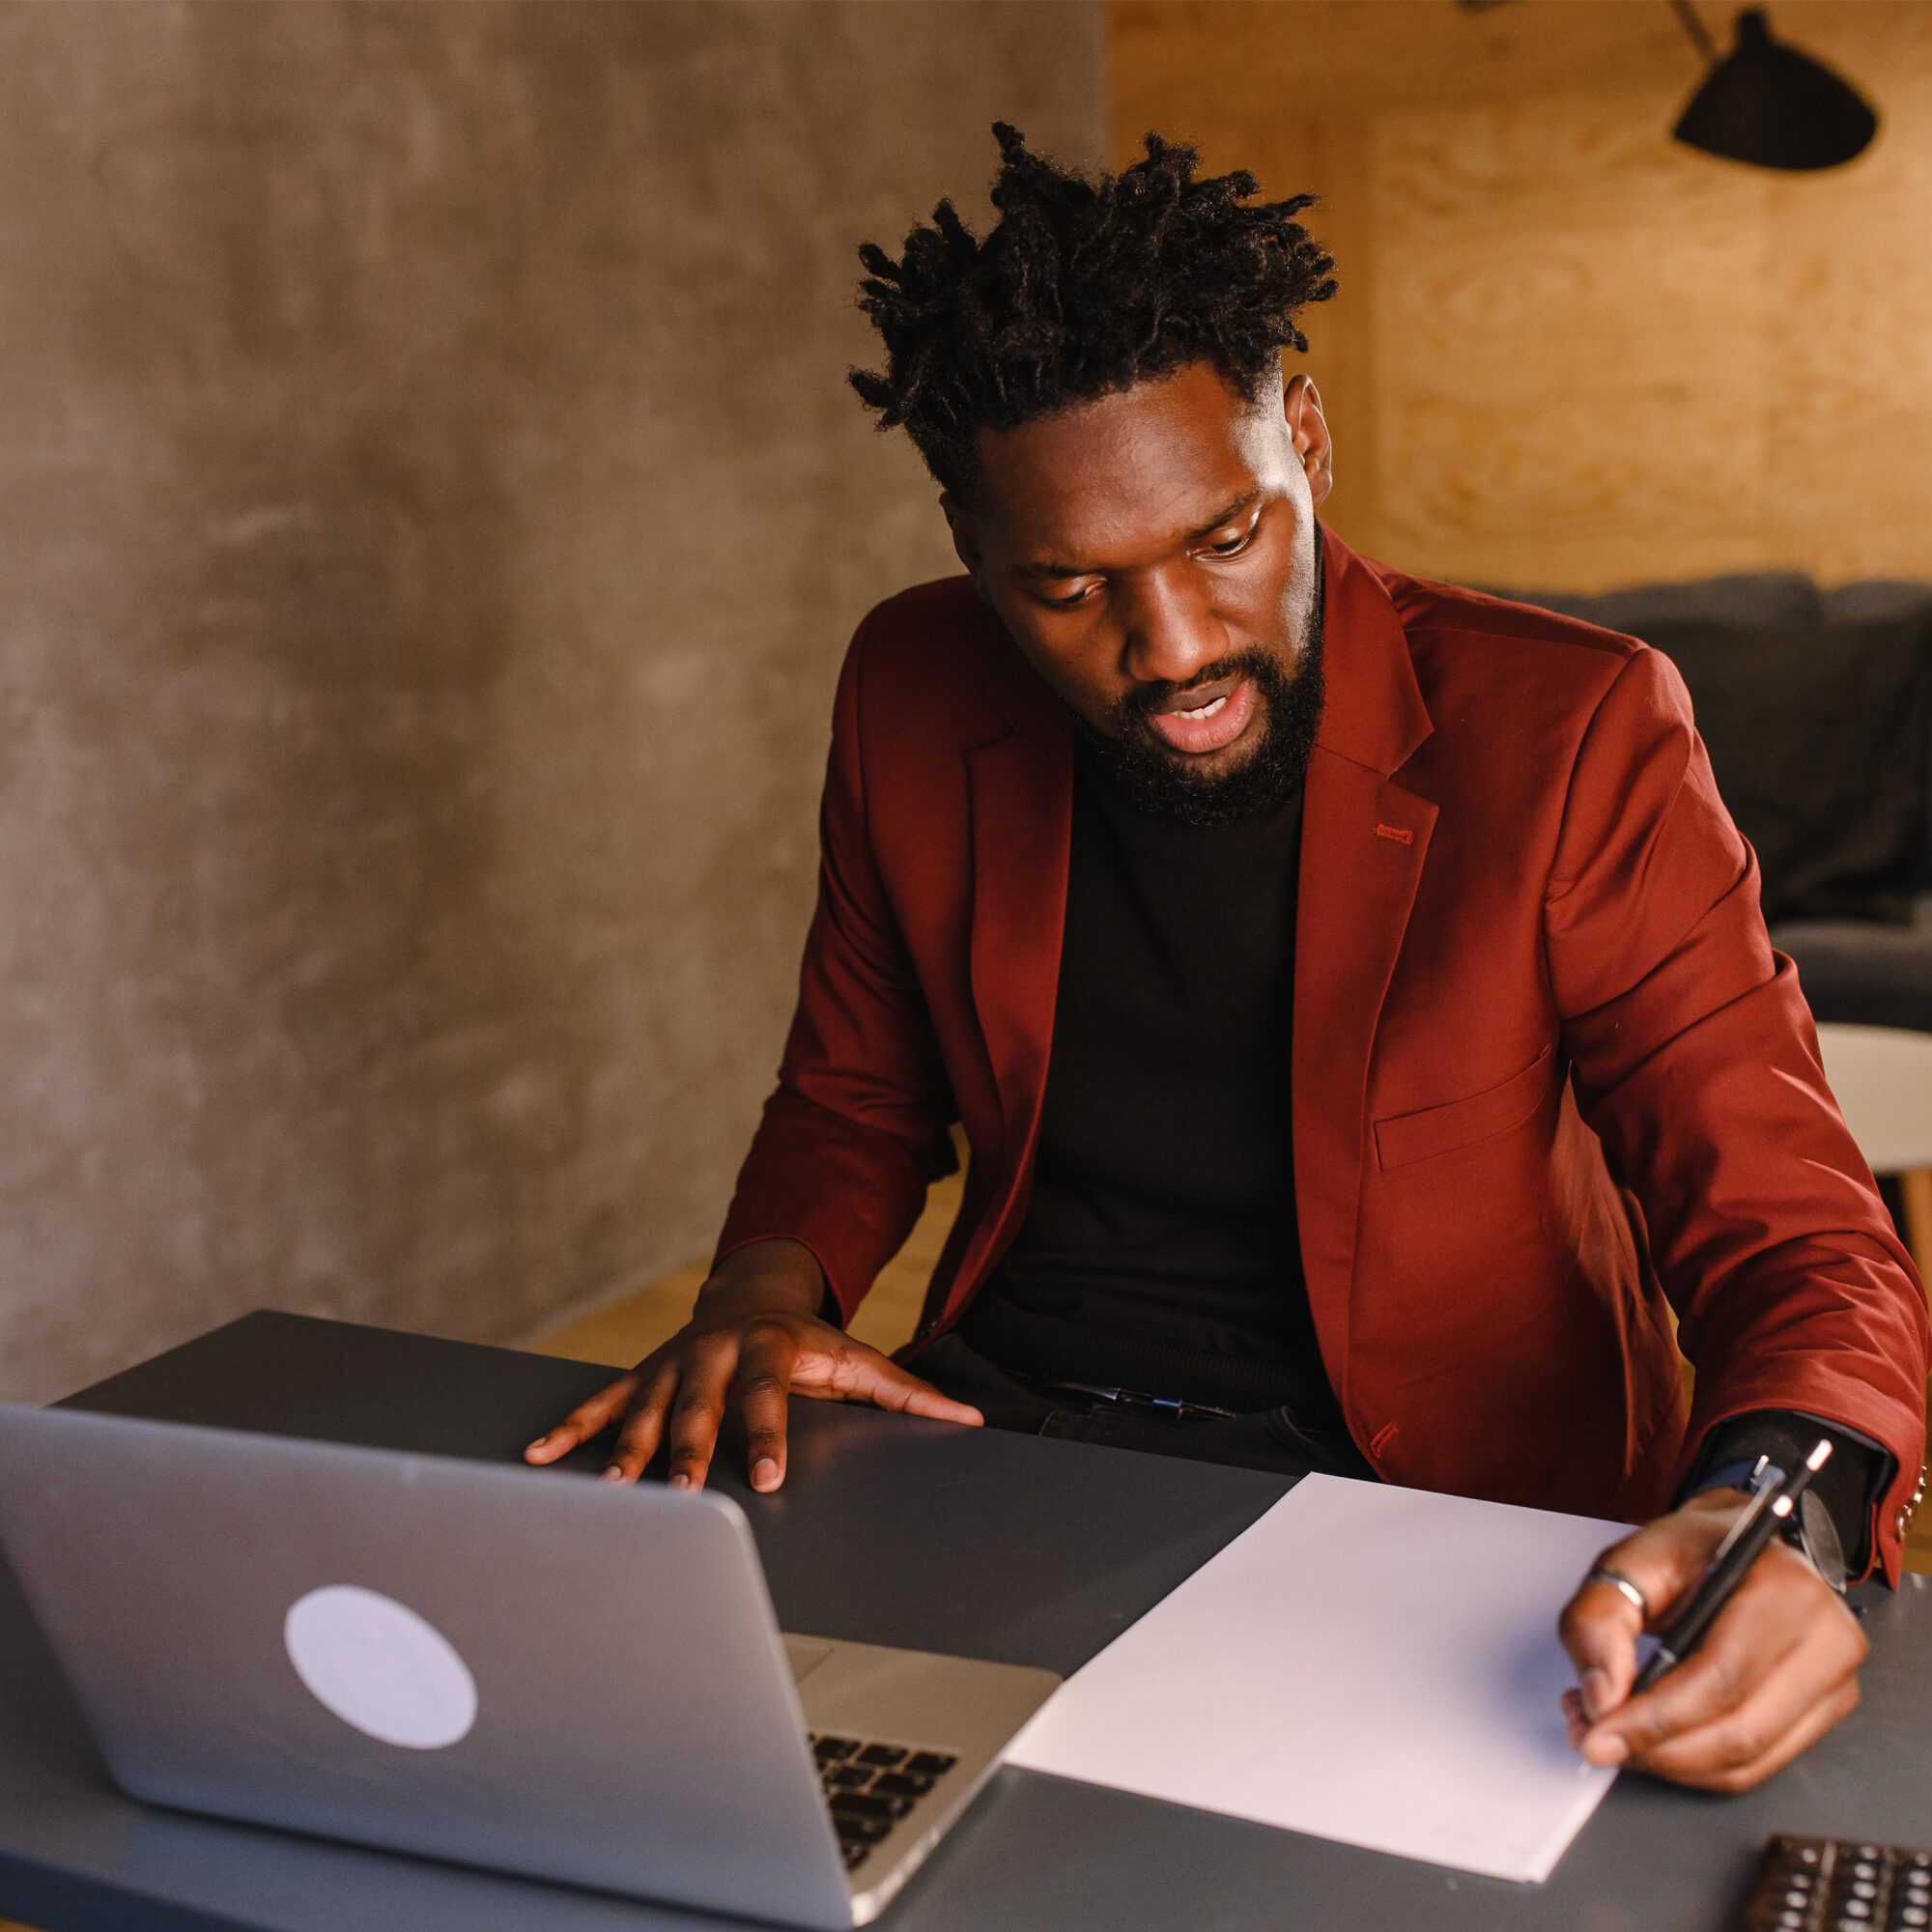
[1583,1567,1650,1622]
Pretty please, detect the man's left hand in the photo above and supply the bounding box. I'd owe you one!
[1556,1490,1867,1792]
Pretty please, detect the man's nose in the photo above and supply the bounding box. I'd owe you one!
[1118,568,1228,689]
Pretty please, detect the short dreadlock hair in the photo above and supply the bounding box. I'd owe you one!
[850,124,1337,497]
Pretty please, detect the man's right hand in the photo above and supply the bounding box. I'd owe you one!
[523,1237,981,1494]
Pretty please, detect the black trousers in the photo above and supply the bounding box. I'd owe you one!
[913,1333,1378,1483]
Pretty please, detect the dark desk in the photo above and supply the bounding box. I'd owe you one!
[1,1313,1926,1932]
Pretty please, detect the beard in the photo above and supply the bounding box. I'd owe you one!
[1069,600,1326,828]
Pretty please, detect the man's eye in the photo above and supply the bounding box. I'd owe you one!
[1040,582,1096,610]
[1203,524,1257,558]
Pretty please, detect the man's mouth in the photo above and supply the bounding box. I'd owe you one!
[1146,675,1257,755]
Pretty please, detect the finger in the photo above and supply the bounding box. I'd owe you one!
[1593,1601,1863,1772]
[599,1362,681,1487]
[661,1341,742,1492]
[805,1345,982,1425]
[732,1326,801,1493]
[1558,1508,1741,1721]
[1579,1548,1864,1771]
[524,1371,641,1463]
[1625,1661,1861,1794]
[1557,1565,1651,1721]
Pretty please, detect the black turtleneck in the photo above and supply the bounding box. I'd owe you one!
[958,733,1345,1428]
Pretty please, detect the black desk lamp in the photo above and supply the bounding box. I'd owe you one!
[1669,3,1878,170]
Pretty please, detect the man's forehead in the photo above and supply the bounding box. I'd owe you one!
[975,364,1284,564]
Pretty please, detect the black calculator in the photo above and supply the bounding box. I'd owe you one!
[1739,1835,1932,1931]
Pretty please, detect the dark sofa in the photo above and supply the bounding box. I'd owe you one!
[1480,572,1932,1036]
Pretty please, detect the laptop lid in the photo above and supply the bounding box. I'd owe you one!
[0,1402,854,1929]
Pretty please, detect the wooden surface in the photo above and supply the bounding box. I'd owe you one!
[1903,1170,1932,1293]
[528,1170,960,1370]
[1111,0,1932,590]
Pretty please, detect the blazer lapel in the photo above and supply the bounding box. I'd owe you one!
[1294,529,1437,1411]
[950,646,1073,1310]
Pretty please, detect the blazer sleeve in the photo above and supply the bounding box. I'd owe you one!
[712,611,957,1323]
[1546,643,1929,1580]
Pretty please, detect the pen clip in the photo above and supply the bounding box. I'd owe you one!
[1706,1440,1832,1569]
[1708,1471,1784,1568]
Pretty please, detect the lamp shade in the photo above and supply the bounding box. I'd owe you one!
[1673,9,1877,171]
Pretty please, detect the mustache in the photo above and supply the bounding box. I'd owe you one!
[1070,626,1324,829]
[1113,649,1279,725]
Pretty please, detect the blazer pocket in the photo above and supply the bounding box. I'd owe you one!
[1374,1045,1556,1172]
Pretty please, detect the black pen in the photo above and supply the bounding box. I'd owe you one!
[1632,1438,1833,1695]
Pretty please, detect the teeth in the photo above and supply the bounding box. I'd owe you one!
[1174,695,1228,722]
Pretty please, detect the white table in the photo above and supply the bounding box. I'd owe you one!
[1816,1022,1932,1287]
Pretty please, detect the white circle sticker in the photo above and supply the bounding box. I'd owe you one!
[284,1585,478,1750]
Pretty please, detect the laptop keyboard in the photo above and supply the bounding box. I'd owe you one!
[810,1734,960,1872]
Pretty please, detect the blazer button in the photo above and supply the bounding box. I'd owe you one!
[1900,1466,1928,1543]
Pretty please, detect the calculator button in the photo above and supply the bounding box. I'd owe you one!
[1720,1832,1932,1930]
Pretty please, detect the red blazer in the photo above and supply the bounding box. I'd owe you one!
[718,527,1929,1577]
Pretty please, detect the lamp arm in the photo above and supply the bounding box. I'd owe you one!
[1669,0,1719,66]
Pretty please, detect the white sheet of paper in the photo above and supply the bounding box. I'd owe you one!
[1005,1474,1623,1883]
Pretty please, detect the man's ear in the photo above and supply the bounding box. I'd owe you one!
[1283,373,1333,511]
[940,494,992,603]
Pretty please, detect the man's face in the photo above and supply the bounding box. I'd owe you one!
[944,359,1333,816]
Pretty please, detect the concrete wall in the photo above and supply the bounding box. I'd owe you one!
[0,1,1105,1402]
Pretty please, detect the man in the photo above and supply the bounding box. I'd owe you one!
[529,128,1928,1794]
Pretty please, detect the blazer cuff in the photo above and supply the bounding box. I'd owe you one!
[1677,1407,1894,1578]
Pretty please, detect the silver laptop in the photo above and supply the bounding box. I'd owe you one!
[0,1402,1059,1927]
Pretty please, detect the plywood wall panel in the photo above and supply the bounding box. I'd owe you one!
[1373,86,1775,584]
[1113,1,1691,128]
[1764,6,1932,584]
[1112,0,1932,590]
